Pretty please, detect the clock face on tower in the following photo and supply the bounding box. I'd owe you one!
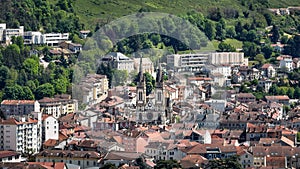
[147,112,153,120]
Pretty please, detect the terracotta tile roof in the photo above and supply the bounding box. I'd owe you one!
[1,100,35,105]
[43,139,58,147]
[261,64,273,69]
[0,151,20,158]
[180,154,208,169]
[265,95,290,100]
[266,156,286,167]
[104,151,142,161]
[236,93,255,98]
[37,150,101,159]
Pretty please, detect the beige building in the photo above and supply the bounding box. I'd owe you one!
[209,52,247,65]
[133,58,154,74]
[78,74,109,105]
[36,150,101,168]
[39,95,78,118]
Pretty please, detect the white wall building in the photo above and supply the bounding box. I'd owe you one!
[167,53,209,72]
[209,52,247,65]
[0,115,42,154]
[4,26,24,44]
[42,115,59,142]
[43,33,69,46]
[280,55,293,71]
[23,31,45,45]
[0,151,26,162]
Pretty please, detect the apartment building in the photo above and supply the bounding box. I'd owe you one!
[209,52,247,65]
[39,95,78,118]
[167,53,209,72]
[78,74,109,105]
[36,150,101,168]
[42,115,59,142]
[0,115,42,154]
[0,23,6,42]
[43,33,69,46]
[23,31,44,45]
[4,26,24,44]
[1,100,40,117]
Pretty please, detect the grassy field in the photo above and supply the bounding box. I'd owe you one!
[66,0,300,29]
[212,38,243,50]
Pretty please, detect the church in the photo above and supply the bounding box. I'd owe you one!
[135,56,172,124]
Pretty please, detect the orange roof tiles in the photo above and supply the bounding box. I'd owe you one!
[1,100,35,105]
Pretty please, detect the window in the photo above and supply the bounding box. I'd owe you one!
[87,161,89,166]
[138,91,143,101]
[78,161,81,165]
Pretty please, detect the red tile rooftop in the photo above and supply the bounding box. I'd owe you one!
[1,100,35,105]
[265,95,290,100]
[0,151,20,159]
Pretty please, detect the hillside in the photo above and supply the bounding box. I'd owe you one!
[68,0,300,29]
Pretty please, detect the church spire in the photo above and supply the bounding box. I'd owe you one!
[138,54,144,83]
[156,60,163,83]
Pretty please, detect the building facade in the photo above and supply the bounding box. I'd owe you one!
[0,115,42,154]
[167,53,209,72]
[1,100,40,117]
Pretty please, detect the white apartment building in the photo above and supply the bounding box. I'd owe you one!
[43,33,69,46]
[167,53,209,72]
[280,55,293,71]
[102,52,135,72]
[1,100,40,116]
[42,115,59,142]
[210,64,232,78]
[39,97,78,119]
[23,31,45,45]
[79,74,109,105]
[4,26,24,44]
[0,23,6,42]
[209,52,247,65]
[0,115,42,154]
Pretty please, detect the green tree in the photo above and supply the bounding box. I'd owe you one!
[270,25,280,43]
[205,156,242,169]
[3,84,25,100]
[218,42,236,52]
[23,58,39,79]
[154,160,181,169]
[22,86,35,100]
[215,22,226,41]
[294,87,300,99]
[243,42,258,57]
[261,45,273,59]
[225,26,236,38]
[0,66,10,89]
[35,83,55,100]
[288,87,295,99]
[254,54,266,66]
[204,21,216,40]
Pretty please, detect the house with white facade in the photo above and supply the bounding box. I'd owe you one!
[280,55,293,71]
[42,115,59,142]
[0,151,26,162]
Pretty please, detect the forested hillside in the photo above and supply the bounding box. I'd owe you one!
[1,0,300,104]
